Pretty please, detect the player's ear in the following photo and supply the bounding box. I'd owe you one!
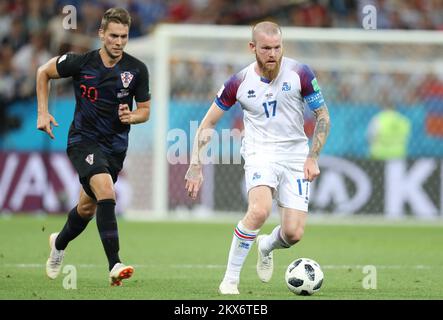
[249,41,256,53]
[98,28,105,41]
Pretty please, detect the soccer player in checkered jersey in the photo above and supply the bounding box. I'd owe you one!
[36,8,151,286]
[185,21,330,294]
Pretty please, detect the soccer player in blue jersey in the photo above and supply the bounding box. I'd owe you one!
[36,8,151,286]
[185,21,330,294]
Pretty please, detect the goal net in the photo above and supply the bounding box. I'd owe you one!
[125,24,443,220]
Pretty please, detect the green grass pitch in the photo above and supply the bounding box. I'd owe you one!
[0,215,442,300]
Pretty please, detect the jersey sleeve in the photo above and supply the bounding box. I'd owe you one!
[134,63,151,102]
[214,74,242,111]
[298,64,325,111]
[56,53,86,78]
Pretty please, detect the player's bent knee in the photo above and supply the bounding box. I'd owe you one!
[246,207,270,224]
[92,185,116,201]
[78,203,96,218]
[284,228,304,245]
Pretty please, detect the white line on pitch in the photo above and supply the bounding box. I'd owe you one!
[0,263,435,269]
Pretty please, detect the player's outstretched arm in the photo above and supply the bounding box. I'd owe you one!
[118,101,150,125]
[36,57,60,139]
[304,104,330,181]
[185,102,225,200]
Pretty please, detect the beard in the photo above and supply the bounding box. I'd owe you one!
[256,54,282,81]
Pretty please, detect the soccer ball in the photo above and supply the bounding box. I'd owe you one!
[285,258,324,295]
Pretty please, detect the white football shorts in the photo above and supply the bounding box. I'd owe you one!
[244,160,310,212]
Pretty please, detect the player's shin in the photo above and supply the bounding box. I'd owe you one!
[222,221,259,283]
[96,199,121,271]
[259,225,291,256]
[55,206,92,250]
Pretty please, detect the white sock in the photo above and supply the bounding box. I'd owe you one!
[259,225,291,256]
[222,221,259,284]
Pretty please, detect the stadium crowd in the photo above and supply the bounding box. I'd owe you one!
[1,0,443,136]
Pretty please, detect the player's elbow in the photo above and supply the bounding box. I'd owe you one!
[36,65,47,81]
[37,64,55,84]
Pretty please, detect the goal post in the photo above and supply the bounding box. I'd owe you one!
[125,24,443,220]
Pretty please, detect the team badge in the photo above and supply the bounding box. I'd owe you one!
[282,82,291,91]
[85,154,94,165]
[120,71,134,88]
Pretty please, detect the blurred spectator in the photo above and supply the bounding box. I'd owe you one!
[2,18,28,52]
[418,73,443,137]
[26,0,47,33]
[0,61,15,101]
[0,97,21,138]
[79,2,102,36]
[0,44,16,100]
[0,0,442,126]
[166,0,194,23]
[290,1,331,27]
[0,1,12,43]
[12,31,51,98]
[133,0,168,33]
[367,104,411,160]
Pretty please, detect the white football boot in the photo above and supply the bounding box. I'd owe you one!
[109,263,134,286]
[218,279,240,295]
[46,232,65,279]
[256,235,274,283]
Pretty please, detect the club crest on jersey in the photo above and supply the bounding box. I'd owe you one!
[282,82,291,91]
[121,71,134,88]
[85,154,94,165]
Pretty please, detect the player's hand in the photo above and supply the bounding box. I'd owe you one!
[185,164,203,200]
[304,157,320,182]
[118,104,132,124]
[37,112,58,139]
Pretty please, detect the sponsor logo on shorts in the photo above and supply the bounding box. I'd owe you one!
[252,172,261,180]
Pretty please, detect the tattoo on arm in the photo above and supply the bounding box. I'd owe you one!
[308,105,330,159]
[198,131,212,150]
[190,128,214,165]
